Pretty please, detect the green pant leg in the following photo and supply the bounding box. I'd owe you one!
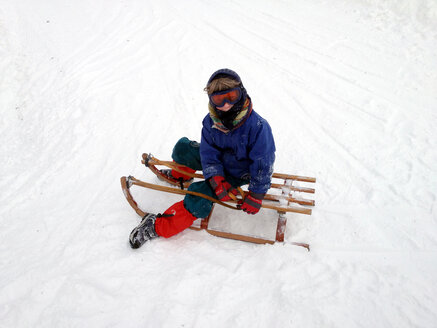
[171,137,202,170]
[183,177,249,219]
[172,137,210,218]
[184,181,215,218]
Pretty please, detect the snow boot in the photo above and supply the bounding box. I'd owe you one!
[129,213,159,249]
[159,163,195,188]
[159,168,194,183]
[159,166,196,182]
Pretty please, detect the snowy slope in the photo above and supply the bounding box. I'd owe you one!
[1,0,437,327]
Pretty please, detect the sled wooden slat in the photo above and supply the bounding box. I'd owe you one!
[261,202,311,215]
[142,156,204,180]
[275,179,289,242]
[144,158,193,189]
[275,213,287,242]
[263,193,315,206]
[204,229,275,245]
[143,154,316,184]
[120,176,146,217]
[272,172,316,183]
[270,183,315,194]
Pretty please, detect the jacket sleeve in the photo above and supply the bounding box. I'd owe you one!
[248,118,276,194]
[200,119,224,180]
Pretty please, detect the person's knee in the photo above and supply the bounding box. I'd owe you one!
[172,137,191,157]
[172,137,201,169]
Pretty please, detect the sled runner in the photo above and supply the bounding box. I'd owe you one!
[121,153,316,250]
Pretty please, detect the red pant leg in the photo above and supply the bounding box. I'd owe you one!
[154,201,197,238]
[171,161,196,181]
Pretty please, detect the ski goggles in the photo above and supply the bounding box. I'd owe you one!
[209,88,242,107]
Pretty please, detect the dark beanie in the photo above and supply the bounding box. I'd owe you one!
[207,68,242,86]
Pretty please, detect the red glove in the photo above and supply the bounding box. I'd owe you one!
[238,192,264,215]
[209,176,238,201]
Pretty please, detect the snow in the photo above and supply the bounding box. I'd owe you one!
[1,0,437,326]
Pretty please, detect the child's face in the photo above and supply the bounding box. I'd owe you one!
[216,103,234,112]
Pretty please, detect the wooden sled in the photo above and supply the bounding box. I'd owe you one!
[121,153,316,250]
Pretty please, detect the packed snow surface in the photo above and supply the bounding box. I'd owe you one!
[1,0,437,327]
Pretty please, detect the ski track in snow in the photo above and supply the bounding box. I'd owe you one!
[1,0,437,327]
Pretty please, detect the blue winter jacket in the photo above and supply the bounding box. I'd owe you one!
[200,110,276,194]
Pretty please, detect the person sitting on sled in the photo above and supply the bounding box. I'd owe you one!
[129,68,276,248]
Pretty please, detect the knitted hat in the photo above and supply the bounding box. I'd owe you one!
[207,68,242,86]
